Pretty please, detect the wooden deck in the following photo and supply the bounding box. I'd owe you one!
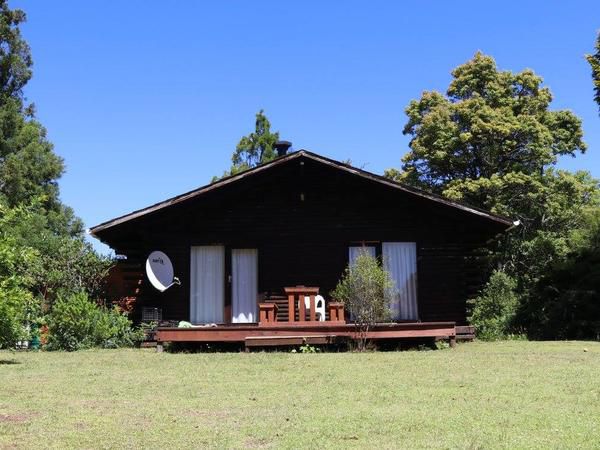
[155,321,457,350]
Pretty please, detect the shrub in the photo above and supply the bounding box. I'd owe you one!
[46,292,142,351]
[331,253,393,350]
[468,270,520,340]
[0,283,29,348]
[0,231,39,349]
[522,221,600,340]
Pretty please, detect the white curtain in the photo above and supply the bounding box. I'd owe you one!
[349,246,376,266]
[232,249,258,323]
[190,246,224,323]
[382,242,418,320]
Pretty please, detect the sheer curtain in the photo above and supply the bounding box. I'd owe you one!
[190,246,224,324]
[232,249,258,323]
[349,246,376,266]
[382,242,418,320]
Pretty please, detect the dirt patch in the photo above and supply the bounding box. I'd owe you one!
[243,437,272,449]
[0,413,36,424]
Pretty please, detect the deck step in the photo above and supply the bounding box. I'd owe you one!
[456,334,475,341]
[244,334,340,347]
[455,325,476,342]
[455,325,475,335]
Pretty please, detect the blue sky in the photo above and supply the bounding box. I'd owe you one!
[13,1,600,253]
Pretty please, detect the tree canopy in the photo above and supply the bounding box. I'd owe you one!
[387,52,600,339]
[214,110,279,180]
[387,52,586,192]
[0,2,32,103]
[0,1,112,348]
[0,0,80,236]
[586,31,600,115]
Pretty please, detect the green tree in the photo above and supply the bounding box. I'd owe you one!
[444,169,599,287]
[0,203,38,348]
[331,252,393,351]
[387,52,585,192]
[0,1,112,340]
[524,211,600,339]
[0,1,80,235]
[0,2,32,103]
[387,53,600,337]
[586,31,600,114]
[0,198,112,308]
[214,110,279,180]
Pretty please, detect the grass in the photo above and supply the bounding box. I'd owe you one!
[1,341,600,449]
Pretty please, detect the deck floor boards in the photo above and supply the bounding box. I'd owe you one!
[156,321,457,347]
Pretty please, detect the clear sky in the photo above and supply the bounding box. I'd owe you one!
[13,1,600,253]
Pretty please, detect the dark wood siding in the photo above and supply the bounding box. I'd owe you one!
[98,155,506,325]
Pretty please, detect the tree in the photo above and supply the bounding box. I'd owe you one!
[0,1,81,236]
[524,211,600,340]
[586,31,600,114]
[387,53,600,337]
[0,1,112,344]
[0,202,39,348]
[0,2,32,104]
[388,52,585,192]
[331,252,393,351]
[445,169,599,287]
[214,110,279,180]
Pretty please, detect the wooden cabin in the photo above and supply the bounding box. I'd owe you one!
[90,150,512,348]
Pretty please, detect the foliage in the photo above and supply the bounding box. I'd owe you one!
[0,200,112,308]
[46,292,142,351]
[0,2,80,235]
[214,110,279,180]
[586,31,600,114]
[447,169,599,290]
[390,52,585,191]
[468,270,520,340]
[0,1,31,103]
[0,236,36,348]
[0,201,43,348]
[523,213,600,340]
[297,344,320,353]
[331,252,393,350]
[387,52,600,337]
[0,1,108,341]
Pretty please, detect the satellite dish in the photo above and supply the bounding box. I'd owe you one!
[146,251,180,292]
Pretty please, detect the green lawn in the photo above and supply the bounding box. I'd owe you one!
[1,341,599,449]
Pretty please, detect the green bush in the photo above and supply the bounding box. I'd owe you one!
[468,270,520,341]
[0,229,38,349]
[331,253,393,350]
[46,292,142,351]
[0,282,29,348]
[523,222,600,340]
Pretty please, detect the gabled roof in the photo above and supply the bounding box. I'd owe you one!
[89,150,513,236]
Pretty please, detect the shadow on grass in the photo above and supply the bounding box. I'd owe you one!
[163,338,444,353]
[0,359,21,365]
